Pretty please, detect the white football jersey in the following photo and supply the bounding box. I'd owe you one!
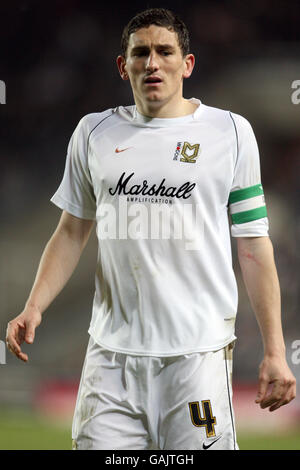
[51,98,269,355]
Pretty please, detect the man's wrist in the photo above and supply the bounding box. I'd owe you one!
[25,300,42,313]
[263,346,286,359]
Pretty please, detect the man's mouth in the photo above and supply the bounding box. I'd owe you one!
[144,76,163,85]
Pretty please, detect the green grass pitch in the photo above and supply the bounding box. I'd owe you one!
[0,410,299,450]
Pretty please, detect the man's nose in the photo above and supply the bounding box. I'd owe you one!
[146,52,159,71]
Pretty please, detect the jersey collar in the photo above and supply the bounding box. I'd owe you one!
[130,98,204,127]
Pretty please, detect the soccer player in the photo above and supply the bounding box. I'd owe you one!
[6,8,296,450]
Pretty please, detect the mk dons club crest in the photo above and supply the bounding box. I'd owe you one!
[173,141,200,163]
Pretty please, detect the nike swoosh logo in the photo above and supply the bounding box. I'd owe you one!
[202,435,222,450]
[115,147,132,153]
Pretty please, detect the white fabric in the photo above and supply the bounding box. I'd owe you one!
[51,98,269,355]
[72,336,238,450]
[229,195,266,214]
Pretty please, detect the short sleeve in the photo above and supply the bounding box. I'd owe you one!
[228,113,269,237]
[51,117,96,220]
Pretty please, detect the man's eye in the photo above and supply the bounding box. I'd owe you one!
[134,51,148,57]
[161,51,171,56]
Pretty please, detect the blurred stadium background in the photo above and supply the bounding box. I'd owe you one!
[0,0,299,450]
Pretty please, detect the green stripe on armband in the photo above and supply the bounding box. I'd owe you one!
[229,184,264,204]
[231,206,267,224]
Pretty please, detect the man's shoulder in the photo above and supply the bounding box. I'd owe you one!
[200,103,253,134]
[76,105,135,134]
[78,108,117,131]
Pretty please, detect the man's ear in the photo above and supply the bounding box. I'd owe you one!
[116,55,129,80]
[182,53,195,79]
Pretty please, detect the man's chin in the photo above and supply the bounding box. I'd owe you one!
[144,93,165,105]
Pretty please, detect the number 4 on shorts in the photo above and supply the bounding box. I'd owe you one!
[188,400,217,438]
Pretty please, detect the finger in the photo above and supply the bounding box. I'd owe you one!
[260,392,281,409]
[269,391,294,411]
[8,321,25,347]
[259,382,285,409]
[7,320,33,362]
[269,399,288,412]
[269,382,297,411]
[16,351,28,362]
[255,378,269,403]
[6,323,25,357]
[6,340,14,355]
[16,321,26,343]
[6,334,21,356]
[24,321,36,344]
[6,339,28,362]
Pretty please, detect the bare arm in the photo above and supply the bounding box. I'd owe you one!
[237,236,296,411]
[6,210,94,362]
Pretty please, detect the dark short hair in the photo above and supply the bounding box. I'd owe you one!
[121,8,190,58]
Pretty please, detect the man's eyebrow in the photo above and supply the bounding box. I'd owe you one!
[130,45,149,53]
[156,44,176,50]
[130,44,176,53]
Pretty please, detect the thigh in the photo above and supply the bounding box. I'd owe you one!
[154,343,238,450]
[72,336,151,450]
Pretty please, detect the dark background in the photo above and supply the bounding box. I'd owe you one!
[0,0,299,417]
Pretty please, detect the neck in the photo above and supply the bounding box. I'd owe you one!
[135,96,198,119]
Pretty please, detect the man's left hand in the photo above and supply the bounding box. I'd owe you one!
[255,355,296,411]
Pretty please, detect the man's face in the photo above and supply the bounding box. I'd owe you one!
[117,25,194,111]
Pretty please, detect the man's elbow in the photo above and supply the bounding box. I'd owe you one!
[237,236,273,266]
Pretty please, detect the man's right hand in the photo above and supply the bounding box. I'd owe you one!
[6,306,42,362]
[5,211,94,363]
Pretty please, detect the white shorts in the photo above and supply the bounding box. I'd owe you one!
[72,336,238,450]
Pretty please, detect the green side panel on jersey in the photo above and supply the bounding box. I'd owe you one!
[231,206,267,224]
[229,184,264,204]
